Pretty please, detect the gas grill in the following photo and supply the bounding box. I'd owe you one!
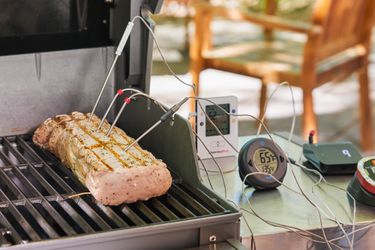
[0,1,241,249]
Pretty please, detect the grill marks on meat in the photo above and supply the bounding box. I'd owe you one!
[33,112,172,205]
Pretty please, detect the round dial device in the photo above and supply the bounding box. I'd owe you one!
[357,157,375,194]
[347,156,375,206]
[238,138,287,190]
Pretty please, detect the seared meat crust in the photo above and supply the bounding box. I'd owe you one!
[33,112,172,205]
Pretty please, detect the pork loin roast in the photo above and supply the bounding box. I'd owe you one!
[33,112,172,205]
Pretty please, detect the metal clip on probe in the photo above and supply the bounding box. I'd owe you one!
[89,21,135,121]
[123,97,189,152]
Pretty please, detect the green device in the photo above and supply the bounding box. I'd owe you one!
[303,141,362,174]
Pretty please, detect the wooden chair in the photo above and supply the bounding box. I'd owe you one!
[189,0,375,151]
[158,0,192,48]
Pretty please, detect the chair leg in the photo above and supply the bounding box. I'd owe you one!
[184,14,190,50]
[258,81,268,128]
[358,67,374,151]
[190,68,201,115]
[302,87,317,141]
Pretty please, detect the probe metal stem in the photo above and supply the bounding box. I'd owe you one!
[123,97,189,152]
[106,99,130,136]
[89,21,134,121]
[97,91,120,130]
[123,120,162,152]
[98,88,143,130]
[89,55,119,121]
[106,92,170,136]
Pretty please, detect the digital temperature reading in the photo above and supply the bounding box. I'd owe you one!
[205,104,230,136]
[196,96,238,165]
[238,138,287,190]
[253,148,278,174]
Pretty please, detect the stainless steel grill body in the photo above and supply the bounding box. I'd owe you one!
[0,47,241,248]
[0,48,116,137]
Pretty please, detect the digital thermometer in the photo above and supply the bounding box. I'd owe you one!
[238,138,287,189]
[196,96,238,172]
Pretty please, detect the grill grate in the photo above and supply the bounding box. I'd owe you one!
[0,135,229,247]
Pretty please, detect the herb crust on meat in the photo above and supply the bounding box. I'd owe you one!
[33,112,172,205]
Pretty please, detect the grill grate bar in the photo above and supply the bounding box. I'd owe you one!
[0,135,232,246]
[169,184,212,215]
[149,198,179,220]
[20,161,63,196]
[18,137,133,232]
[73,198,112,231]
[0,227,12,247]
[2,138,78,237]
[1,139,83,238]
[0,138,24,166]
[95,203,130,228]
[179,184,227,214]
[134,202,163,223]
[0,188,40,242]
[56,201,96,234]
[12,167,77,236]
[0,167,23,202]
[16,137,77,193]
[0,207,23,244]
[21,202,60,239]
[164,194,195,218]
[0,167,60,239]
[0,141,11,167]
[121,205,146,226]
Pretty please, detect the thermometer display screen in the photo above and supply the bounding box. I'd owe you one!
[252,148,278,175]
[205,104,230,136]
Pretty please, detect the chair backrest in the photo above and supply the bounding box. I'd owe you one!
[311,0,375,60]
